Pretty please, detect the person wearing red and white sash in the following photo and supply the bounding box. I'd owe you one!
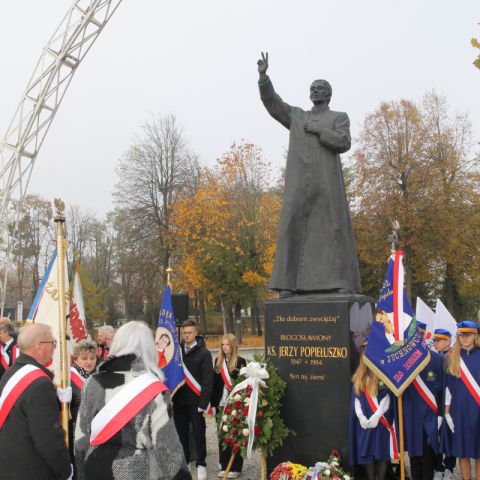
[69,339,97,476]
[432,329,456,480]
[402,322,444,480]
[212,334,247,478]
[74,321,191,480]
[349,355,396,480]
[0,323,72,480]
[0,322,19,379]
[442,320,480,480]
[172,320,213,480]
[96,325,115,365]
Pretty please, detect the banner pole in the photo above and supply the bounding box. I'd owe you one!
[166,266,179,339]
[398,392,405,480]
[54,198,69,445]
[390,233,405,480]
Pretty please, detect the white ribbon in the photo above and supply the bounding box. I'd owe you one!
[223,361,269,459]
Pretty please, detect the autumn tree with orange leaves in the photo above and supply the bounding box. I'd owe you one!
[351,92,480,318]
[173,141,281,337]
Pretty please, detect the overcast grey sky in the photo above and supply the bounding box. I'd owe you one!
[0,0,479,216]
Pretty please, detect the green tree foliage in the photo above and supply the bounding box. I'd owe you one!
[76,266,108,330]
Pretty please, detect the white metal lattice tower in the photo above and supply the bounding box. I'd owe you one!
[0,0,123,309]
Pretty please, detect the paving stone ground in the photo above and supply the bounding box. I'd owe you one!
[188,416,261,480]
[186,418,470,480]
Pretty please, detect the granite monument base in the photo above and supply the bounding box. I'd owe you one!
[265,293,373,471]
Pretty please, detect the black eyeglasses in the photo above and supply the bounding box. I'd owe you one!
[40,340,57,348]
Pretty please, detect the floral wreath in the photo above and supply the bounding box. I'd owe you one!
[217,354,291,462]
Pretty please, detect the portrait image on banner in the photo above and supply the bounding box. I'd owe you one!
[155,284,184,395]
[364,251,430,396]
[155,328,174,369]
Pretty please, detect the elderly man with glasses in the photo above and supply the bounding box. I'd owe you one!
[0,323,72,480]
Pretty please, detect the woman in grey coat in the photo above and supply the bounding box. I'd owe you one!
[74,321,191,480]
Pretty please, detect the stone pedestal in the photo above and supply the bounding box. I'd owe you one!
[265,293,373,471]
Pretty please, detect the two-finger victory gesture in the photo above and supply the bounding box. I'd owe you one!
[257,51,269,79]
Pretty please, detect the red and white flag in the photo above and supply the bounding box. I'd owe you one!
[435,299,457,347]
[415,297,436,348]
[70,267,87,343]
[27,249,69,383]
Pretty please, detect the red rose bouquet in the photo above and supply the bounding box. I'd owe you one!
[218,354,291,479]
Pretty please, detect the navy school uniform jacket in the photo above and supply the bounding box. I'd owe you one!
[402,349,444,456]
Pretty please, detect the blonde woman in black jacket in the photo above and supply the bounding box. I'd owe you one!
[211,334,247,479]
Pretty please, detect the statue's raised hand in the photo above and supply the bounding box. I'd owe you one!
[257,52,269,74]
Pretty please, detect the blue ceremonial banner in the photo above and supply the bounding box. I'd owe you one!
[155,285,184,396]
[27,249,57,321]
[364,318,429,396]
[364,251,430,396]
[377,251,413,341]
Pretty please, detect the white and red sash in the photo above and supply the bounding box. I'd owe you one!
[97,346,108,361]
[1,344,18,370]
[221,359,233,391]
[70,367,85,390]
[0,364,50,428]
[412,376,438,414]
[10,345,18,365]
[364,390,399,461]
[90,373,167,446]
[459,357,480,407]
[0,353,8,371]
[183,362,213,416]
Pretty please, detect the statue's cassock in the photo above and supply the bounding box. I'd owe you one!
[259,76,361,293]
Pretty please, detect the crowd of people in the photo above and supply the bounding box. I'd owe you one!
[349,320,480,480]
[2,313,479,480]
[0,317,246,480]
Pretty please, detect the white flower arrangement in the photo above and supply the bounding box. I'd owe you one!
[299,455,351,480]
